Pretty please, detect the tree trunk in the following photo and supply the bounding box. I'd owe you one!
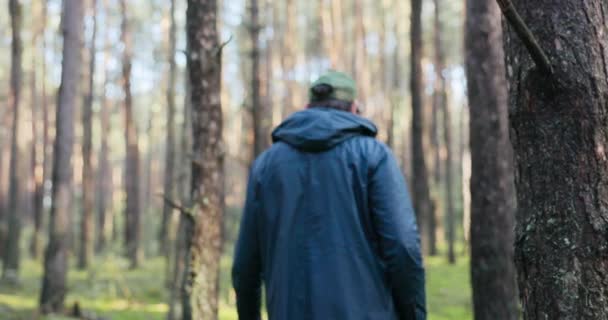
[250,0,269,160]
[503,0,608,318]
[282,0,300,116]
[466,0,520,303]
[30,0,48,261]
[183,0,224,318]
[409,0,431,252]
[79,0,98,269]
[96,0,112,253]
[2,0,23,283]
[159,0,178,256]
[168,73,192,320]
[40,0,83,312]
[432,0,455,264]
[120,0,141,269]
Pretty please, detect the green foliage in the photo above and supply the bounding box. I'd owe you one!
[0,252,471,320]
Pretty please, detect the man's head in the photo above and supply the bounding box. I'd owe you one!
[308,71,360,114]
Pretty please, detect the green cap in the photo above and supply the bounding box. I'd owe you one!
[309,71,357,102]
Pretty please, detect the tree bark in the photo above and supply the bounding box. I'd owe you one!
[250,0,270,160]
[96,0,112,253]
[2,0,23,283]
[467,1,518,316]
[159,0,178,256]
[30,0,48,261]
[40,0,83,312]
[120,0,141,269]
[504,0,608,318]
[79,0,98,269]
[409,0,431,251]
[183,0,225,318]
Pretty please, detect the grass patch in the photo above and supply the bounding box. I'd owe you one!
[1,252,471,319]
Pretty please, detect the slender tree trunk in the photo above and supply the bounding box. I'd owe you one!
[40,0,83,312]
[432,0,455,264]
[503,0,608,318]
[96,0,112,253]
[30,0,48,260]
[409,0,431,251]
[120,0,141,269]
[168,73,192,320]
[2,0,23,283]
[183,0,224,318]
[160,0,178,256]
[250,0,269,160]
[79,0,98,269]
[282,0,299,116]
[467,0,519,318]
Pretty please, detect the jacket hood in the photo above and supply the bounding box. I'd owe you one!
[271,108,378,152]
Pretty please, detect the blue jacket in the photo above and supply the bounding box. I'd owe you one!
[232,108,426,320]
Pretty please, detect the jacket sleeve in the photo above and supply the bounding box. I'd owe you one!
[369,148,426,320]
[232,170,263,320]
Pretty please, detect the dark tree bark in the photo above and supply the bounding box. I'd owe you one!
[79,0,98,269]
[159,0,178,256]
[40,0,83,312]
[2,0,23,283]
[250,0,269,160]
[503,0,608,318]
[30,0,49,261]
[183,0,225,318]
[120,0,142,269]
[96,0,112,253]
[409,0,432,251]
[467,1,518,316]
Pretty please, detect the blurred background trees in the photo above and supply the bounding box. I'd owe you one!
[3,0,602,319]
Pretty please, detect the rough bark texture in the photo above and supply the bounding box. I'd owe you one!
[40,0,83,312]
[250,0,269,160]
[410,0,432,250]
[96,0,112,253]
[79,0,98,269]
[2,0,23,283]
[504,0,608,318]
[184,0,225,319]
[120,0,142,269]
[467,1,519,317]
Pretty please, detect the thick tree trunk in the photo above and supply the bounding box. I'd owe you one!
[467,1,518,316]
[40,0,83,312]
[160,0,178,256]
[184,0,224,318]
[2,0,23,283]
[409,0,431,251]
[503,0,608,318]
[79,0,98,269]
[96,0,112,253]
[120,0,142,269]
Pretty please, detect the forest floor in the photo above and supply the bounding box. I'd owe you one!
[0,252,471,320]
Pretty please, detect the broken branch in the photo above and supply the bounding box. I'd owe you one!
[496,0,553,75]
